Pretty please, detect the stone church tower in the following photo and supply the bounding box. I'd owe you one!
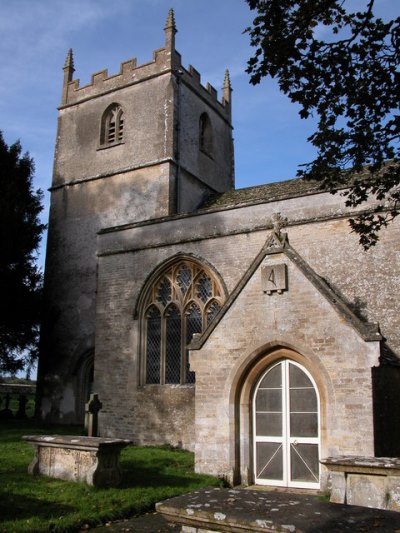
[37,10,234,422]
[37,8,400,492]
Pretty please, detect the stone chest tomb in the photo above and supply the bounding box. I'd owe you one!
[23,435,131,488]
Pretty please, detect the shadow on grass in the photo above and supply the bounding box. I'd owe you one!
[0,419,84,443]
[119,449,217,490]
[0,491,75,522]
[120,461,201,489]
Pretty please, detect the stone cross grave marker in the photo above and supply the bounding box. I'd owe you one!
[86,393,103,437]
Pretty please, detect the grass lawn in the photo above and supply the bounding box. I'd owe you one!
[0,420,222,532]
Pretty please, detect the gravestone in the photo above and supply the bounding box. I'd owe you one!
[85,393,103,437]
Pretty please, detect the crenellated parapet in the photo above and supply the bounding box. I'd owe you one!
[60,9,231,120]
[179,64,232,119]
[61,46,179,106]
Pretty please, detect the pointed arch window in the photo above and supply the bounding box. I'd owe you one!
[100,104,124,147]
[142,259,225,385]
[145,306,161,384]
[199,112,213,157]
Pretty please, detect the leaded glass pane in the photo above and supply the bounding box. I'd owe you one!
[146,306,161,384]
[206,300,221,325]
[165,305,181,384]
[143,260,225,387]
[185,303,201,383]
[177,264,192,294]
[196,274,212,303]
[156,277,172,306]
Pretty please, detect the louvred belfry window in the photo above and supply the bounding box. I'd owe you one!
[142,260,225,385]
[100,104,124,146]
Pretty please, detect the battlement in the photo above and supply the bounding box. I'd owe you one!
[62,46,179,106]
[179,63,231,117]
[61,10,231,118]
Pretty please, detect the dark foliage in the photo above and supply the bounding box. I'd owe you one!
[246,0,400,248]
[0,131,45,373]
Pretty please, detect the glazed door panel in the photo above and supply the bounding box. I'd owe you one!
[253,360,320,488]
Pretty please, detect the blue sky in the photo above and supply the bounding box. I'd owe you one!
[0,0,397,270]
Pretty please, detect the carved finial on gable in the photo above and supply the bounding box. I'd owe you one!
[264,213,288,252]
[164,8,177,52]
[272,212,288,236]
[222,69,232,106]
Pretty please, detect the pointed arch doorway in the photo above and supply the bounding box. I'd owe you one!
[253,359,320,489]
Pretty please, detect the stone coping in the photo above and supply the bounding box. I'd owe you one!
[156,487,400,532]
[22,435,132,451]
[321,456,400,475]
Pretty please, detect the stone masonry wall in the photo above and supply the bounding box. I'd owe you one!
[38,164,172,423]
[178,81,233,195]
[95,190,398,471]
[94,237,257,448]
[190,249,379,482]
[54,75,175,186]
[98,192,400,358]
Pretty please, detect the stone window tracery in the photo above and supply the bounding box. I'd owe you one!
[100,104,124,147]
[142,259,225,385]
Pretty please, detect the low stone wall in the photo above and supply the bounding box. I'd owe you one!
[0,383,36,395]
[321,456,400,511]
[23,435,131,488]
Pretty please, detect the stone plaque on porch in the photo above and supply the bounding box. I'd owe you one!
[23,435,131,488]
[261,264,287,294]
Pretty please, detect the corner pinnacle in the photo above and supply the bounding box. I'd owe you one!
[223,69,232,108]
[164,8,177,33]
[223,69,231,90]
[64,48,74,71]
[63,48,75,91]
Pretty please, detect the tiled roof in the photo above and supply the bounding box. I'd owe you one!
[201,178,322,209]
[202,162,397,210]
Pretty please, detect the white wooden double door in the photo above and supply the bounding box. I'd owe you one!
[253,360,320,488]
